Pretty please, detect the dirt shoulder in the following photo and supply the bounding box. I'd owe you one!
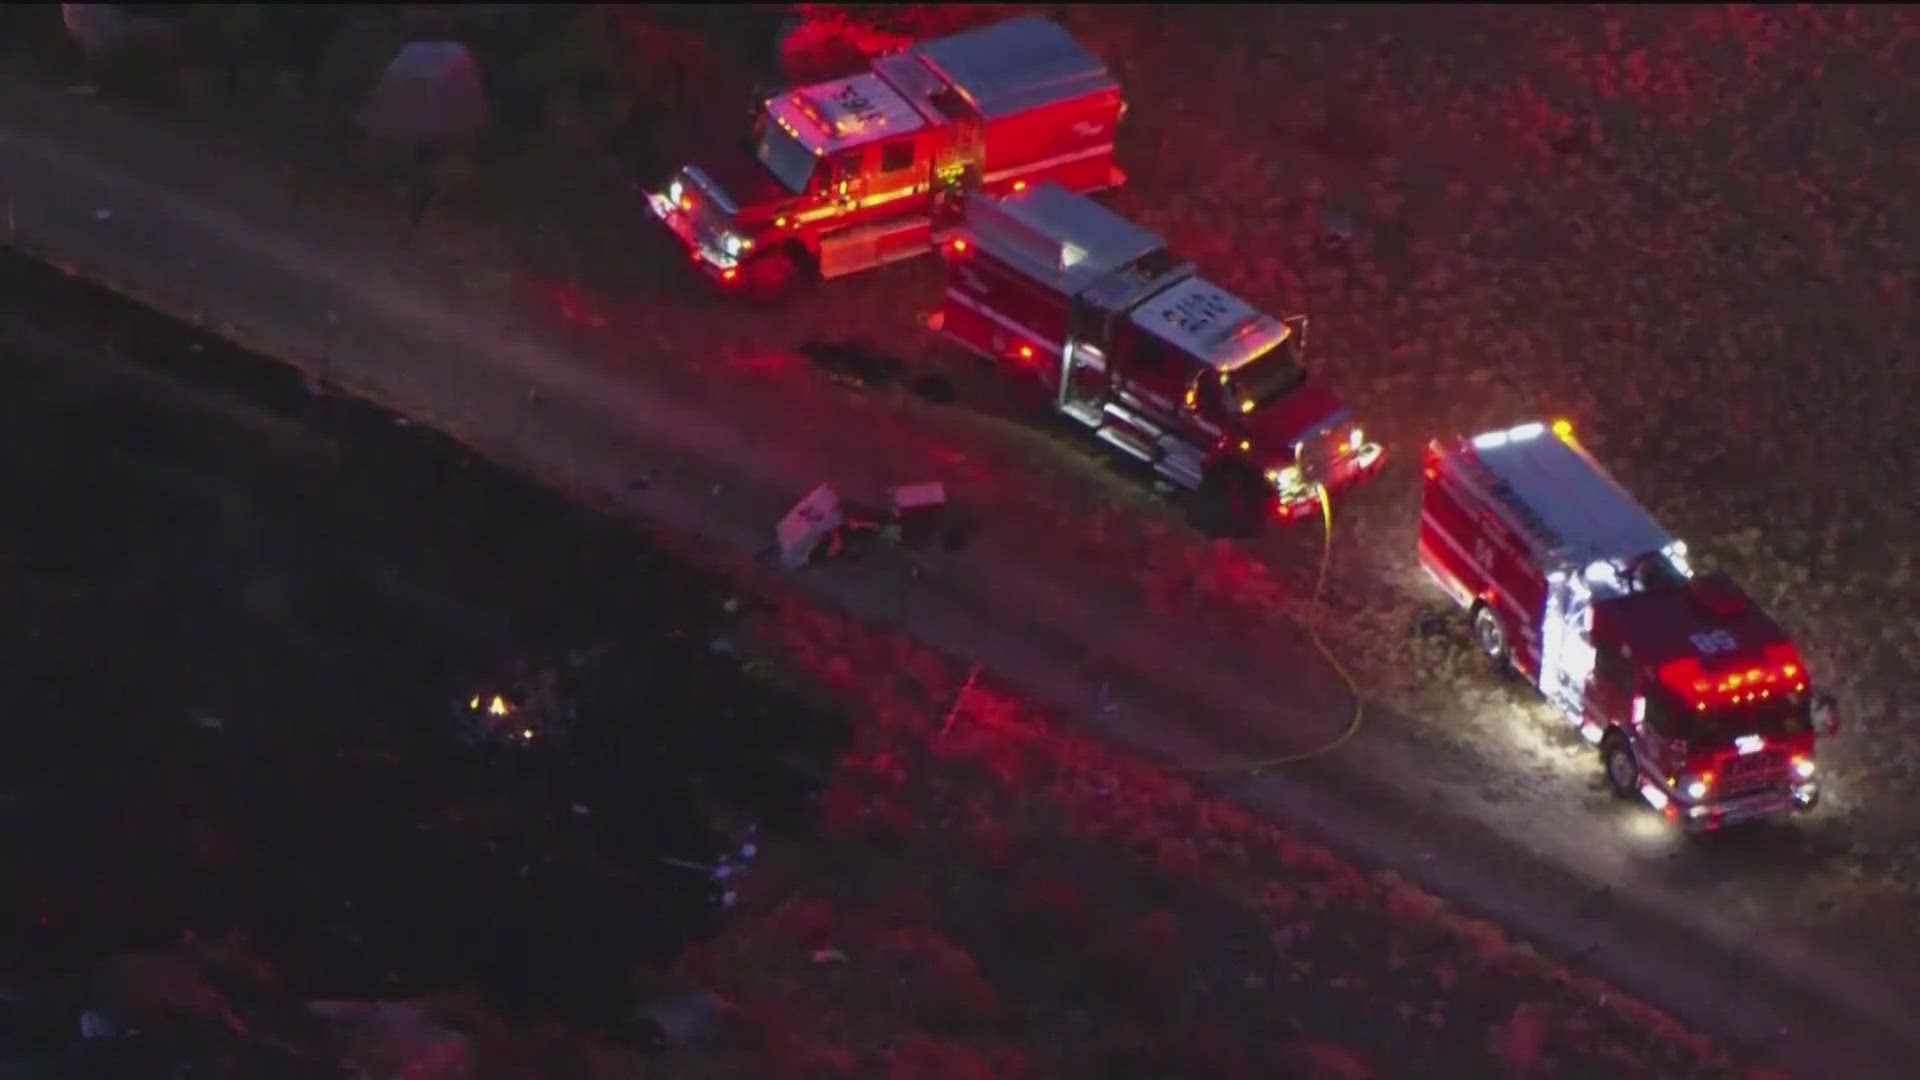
[0,66,1914,1074]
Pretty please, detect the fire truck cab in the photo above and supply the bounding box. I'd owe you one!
[648,17,1126,290]
[934,181,1384,523]
[1420,421,1841,830]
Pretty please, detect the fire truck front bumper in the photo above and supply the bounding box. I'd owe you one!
[1650,781,1819,832]
[645,190,745,283]
[1269,440,1387,521]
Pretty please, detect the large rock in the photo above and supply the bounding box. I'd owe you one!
[358,41,490,148]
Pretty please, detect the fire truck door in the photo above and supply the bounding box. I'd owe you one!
[1588,643,1636,734]
[1539,575,1596,715]
[826,149,868,212]
[1061,298,1112,414]
[1063,342,1110,415]
[935,119,985,191]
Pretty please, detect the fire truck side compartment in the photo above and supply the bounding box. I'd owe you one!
[1421,458,1549,674]
[880,17,1124,186]
[948,182,1188,386]
[962,183,1165,296]
[909,17,1119,119]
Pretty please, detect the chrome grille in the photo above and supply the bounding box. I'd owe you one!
[1721,749,1785,793]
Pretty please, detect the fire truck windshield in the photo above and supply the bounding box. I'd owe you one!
[755,120,817,194]
[1226,334,1307,411]
[1659,690,1813,745]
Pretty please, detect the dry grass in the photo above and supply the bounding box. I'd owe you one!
[654,592,1760,1076]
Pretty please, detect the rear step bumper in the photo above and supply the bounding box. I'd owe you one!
[1275,441,1387,519]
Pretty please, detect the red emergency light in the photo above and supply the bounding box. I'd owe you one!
[1657,646,1807,712]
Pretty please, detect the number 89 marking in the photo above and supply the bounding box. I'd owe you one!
[1689,629,1738,655]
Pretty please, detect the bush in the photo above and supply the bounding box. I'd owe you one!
[864,929,999,1028]
[778,4,1025,83]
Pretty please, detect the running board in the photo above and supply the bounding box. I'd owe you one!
[1153,450,1205,491]
[1095,425,1157,463]
[1061,400,1104,426]
[1062,401,1207,490]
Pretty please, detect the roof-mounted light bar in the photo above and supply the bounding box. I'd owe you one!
[1469,418,1576,451]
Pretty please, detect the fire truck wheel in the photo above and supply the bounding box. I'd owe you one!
[779,240,819,282]
[1470,604,1511,672]
[1601,732,1640,799]
[741,242,816,300]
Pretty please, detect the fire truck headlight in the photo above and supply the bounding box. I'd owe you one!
[1265,465,1303,493]
[1793,756,1816,780]
[1684,776,1710,800]
[1348,427,1364,453]
[668,179,684,207]
[720,232,745,257]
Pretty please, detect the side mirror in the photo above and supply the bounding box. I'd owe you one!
[1811,691,1842,738]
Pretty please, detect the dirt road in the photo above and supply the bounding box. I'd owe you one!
[2,77,1914,1074]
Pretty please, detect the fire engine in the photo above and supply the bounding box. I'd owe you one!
[647,16,1126,290]
[1420,420,1841,830]
[931,180,1384,523]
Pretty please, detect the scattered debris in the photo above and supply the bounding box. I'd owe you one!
[78,1010,124,1039]
[779,480,969,568]
[776,483,845,569]
[455,661,576,750]
[707,824,760,911]
[1317,206,1356,248]
[939,663,983,739]
[888,481,948,546]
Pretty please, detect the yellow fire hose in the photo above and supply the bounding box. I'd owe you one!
[1188,483,1366,775]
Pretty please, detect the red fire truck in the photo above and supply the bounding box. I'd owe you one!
[1420,420,1842,830]
[647,16,1126,290]
[930,181,1383,524]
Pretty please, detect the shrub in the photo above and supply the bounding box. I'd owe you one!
[1012,872,1090,940]
[865,929,1000,1027]
[887,1036,1006,1080]
[761,896,841,950]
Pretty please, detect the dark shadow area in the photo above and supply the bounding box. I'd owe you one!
[799,336,902,390]
[0,247,849,1065]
